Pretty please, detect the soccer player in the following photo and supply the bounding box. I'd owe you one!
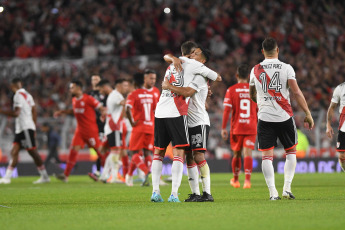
[125,70,158,186]
[249,37,314,200]
[161,47,222,202]
[88,75,107,180]
[54,79,105,182]
[97,79,130,183]
[41,122,61,167]
[326,82,345,172]
[151,41,221,203]
[0,78,50,184]
[222,64,257,189]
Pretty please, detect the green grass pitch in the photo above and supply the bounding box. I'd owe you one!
[0,173,344,230]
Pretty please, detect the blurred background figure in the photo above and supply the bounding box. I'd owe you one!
[41,122,62,168]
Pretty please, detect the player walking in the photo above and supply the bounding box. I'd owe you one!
[249,37,314,200]
[54,79,105,182]
[97,79,130,183]
[162,47,222,202]
[125,70,158,186]
[326,82,345,172]
[0,78,50,184]
[222,64,257,189]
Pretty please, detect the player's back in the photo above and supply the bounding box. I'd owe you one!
[250,58,295,122]
[13,88,36,133]
[225,83,257,135]
[72,94,99,132]
[126,88,156,134]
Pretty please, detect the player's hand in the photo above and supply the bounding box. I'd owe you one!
[326,124,334,139]
[207,85,213,98]
[53,111,62,118]
[162,77,171,90]
[172,56,183,73]
[221,129,228,140]
[304,113,314,130]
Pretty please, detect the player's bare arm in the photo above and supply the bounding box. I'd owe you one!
[32,105,37,125]
[249,85,257,103]
[288,79,314,130]
[126,105,138,127]
[0,106,21,117]
[54,109,74,118]
[163,54,183,72]
[326,102,338,138]
[162,77,196,97]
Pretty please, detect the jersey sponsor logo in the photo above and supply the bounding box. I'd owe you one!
[74,108,85,113]
[138,94,153,98]
[239,93,250,98]
[235,88,249,92]
[263,96,282,101]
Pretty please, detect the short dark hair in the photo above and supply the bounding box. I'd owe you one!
[199,46,211,63]
[71,79,83,88]
[133,72,144,87]
[181,41,198,56]
[11,78,22,84]
[144,69,156,75]
[114,78,130,86]
[97,79,111,87]
[237,64,249,79]
[262,37,277,53]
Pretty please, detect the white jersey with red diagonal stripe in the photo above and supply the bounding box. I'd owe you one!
[331,82,345,132]
[13,88,36,134]
[104,89,124,135]
[249,58,296,122]
[155,57,218,118]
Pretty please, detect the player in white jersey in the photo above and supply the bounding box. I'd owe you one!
[0,78,50,184]
[162,47,221,202]
[97,79,130,183]
[151,41,220,203]
[326,82,345,171]
[249,37,314,200]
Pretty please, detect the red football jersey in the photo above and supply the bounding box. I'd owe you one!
[151,86,161,102]
[223,83,257,135]
[126,88,157,134]
[72,94,100,133]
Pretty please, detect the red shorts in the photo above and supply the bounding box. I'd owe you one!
[230,133,256,151]
[129,131,154,151]
[71,129,101,149]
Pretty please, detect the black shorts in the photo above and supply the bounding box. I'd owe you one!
[13,129,36,150]
[257,117,297,151]
[154,115,189,149]
[337,131,345,152]
[186,125,210,152]
[106,131,122,149]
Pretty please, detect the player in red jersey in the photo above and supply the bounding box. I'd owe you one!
[125,70,158,186]
[222,64,257,189]
[54,79,105,182]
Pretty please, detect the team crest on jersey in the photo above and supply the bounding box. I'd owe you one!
[80,101,85,106]
[337,142,340,148]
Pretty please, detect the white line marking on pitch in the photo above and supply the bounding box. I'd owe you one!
[0,205,11,208]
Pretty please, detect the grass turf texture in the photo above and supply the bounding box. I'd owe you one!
[0,173,344,230]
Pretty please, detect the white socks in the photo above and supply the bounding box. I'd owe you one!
[262,157,278,197]
[187,164,200,195]
[37,166,49,179]
[197,160,211,194]
[4,166,13,179]
[171,156,184,197]
[152,154,163,194]
[284,153,297,192]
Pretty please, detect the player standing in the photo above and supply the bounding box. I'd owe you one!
[54,79,105,182]
[88,75,107,180]
[97,79,130,183]
[326,82,345,172]
[0,78,50,184]
[249,37,314,200]
[162,47,222,202]
[125,70,158,186]
[222,64,257,189]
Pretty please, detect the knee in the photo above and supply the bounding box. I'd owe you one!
[193,152,205,164]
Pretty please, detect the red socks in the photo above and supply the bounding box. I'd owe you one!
[244,156,252,181]
[232,157,241,181]
[64,149,78,177]
[128,153,149,176]
[121,155,129,177]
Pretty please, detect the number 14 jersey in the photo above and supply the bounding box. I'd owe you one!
[249,58,296,122]
[223,83,257,135]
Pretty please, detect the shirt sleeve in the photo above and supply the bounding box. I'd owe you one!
[286,64,296,80]
[126,92,135,108]
[188,75,207,92]
[331,85,341,104]
[223,88,232,107]
[13,93,23,108]
[28,94,35,107]
[193,62,218,81]
[249,68,255,86]
[87,95,100,108]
